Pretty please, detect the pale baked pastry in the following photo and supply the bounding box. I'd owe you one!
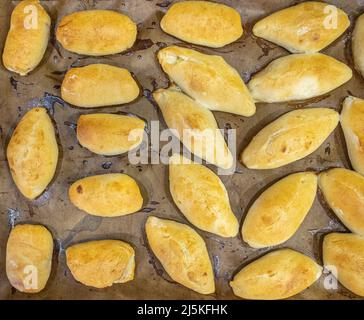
[160,1,243,48]
[248,53,352,103]
[352,13,364,77]
[61,64,140,108]
[340,96,364,176]
[323,233,364,297]
[145,216,215,294]
[7,107,58,199]
[242,172,317,248]
[69,173,143,217]
[157,46,255,116]
[2,0,51,75]
[66,240,135,289]
[153,87,233,169]
[169,154,238,237]
[253,2,350,53]
[230,249,322,300]
[319,168,364,236]
[77,113,145,156]
[6,224,53,293]
[241,108,339,169]
[56,10,137,56]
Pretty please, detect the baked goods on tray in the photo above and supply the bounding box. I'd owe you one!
[56,10,137,56]
[153,87,233,169]
[7,107,58,200]
[323,233,364,297]
[253,2,350,53]
[340,96,364,176]
[61,64,140,108]
[145,216,215,295]
[69,173,143,217]
[6,224,53,293]
[2,0,364,300]
[248,53,352,103]
[230,249,322,300]
[157,46,255,116]
[241,108,339,169]
[66,240,135,289]
[353,13,364,78]
[160,1,243,47]
[169,154,238,237]
[319,168,364,236]
[77,113,145,156]
[242,172,317,248]
[3,0,51,75]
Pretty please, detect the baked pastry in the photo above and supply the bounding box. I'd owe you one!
[230,249,322,300]
[6,224,53,293]
[241,108,339,169]
[248,53,352,103]
[340,96,364,176]
[61,64,140,108]
[2,0,51,75]
[352,13,364,77]
[323,233,364,297]
[145,216,215,294]
[77,113,145,155]
[160,1,243,48]
[242,172,317,248]
[157,46,255,116]
[56,10,137,56]
[253,2,350,53]
[319,168,364,236]
[169,154,238,237]
[66,240,135,289]
[69,173,143,217]
[153,87,233,169]
[7,107,58,199]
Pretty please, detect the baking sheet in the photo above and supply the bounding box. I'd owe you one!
[0,0,364,300]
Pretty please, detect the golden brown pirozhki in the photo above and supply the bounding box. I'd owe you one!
[56,10,137,55]
[7,107,58,199]
[145,216,215,294]
[160,1,243,47]
[6,224,53,293]
[3,0,51,75]
[66,240,135,289]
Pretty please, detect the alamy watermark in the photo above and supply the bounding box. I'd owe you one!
[22,264,39,290]
[323,265,339,291]
[126,121,237,175]
[323,5,339,30]
[23,5,39,30]
[18,263,339,292]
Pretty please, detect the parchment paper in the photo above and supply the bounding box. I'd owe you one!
[0,0,364,300]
